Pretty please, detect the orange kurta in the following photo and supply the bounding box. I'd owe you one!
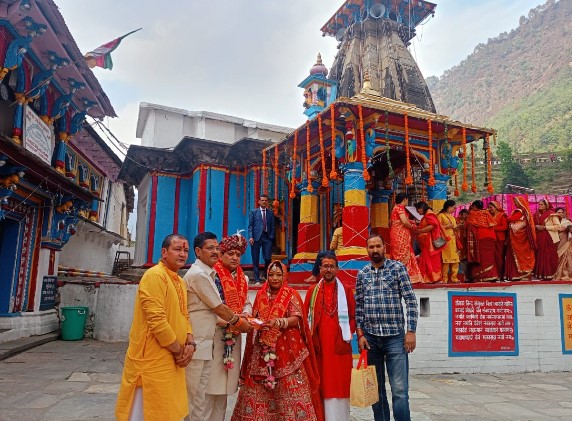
[305,281,356,398]
[115,261,193,421]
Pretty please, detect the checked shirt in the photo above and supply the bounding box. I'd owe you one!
[356,258,418,336]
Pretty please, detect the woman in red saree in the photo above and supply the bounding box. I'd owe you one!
[232,261,323,421]
[390,193,423,283]
[533,198,560,280]
[414,201,446,283]
[465,200,498,282]
[505,196,537,281]
[487,201,509,280]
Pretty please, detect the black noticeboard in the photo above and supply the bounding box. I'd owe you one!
[39,276,58,311]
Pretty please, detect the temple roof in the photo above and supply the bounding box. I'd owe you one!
[0,0,116,118]
[68,123,124,182]
[118,136,273,187]
[321,0,436,38]
[276,94,495,151]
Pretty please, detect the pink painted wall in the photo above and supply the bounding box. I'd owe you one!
[455,194,572,216]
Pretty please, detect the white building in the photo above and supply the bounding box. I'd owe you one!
[136,102,292,148]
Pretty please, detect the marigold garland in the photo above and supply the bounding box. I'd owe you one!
[243,168,247,214]
[197,164,204,214]
[404,113,413,185]
[273,144,279,212]
[454,173,460,196]
[461,127,468,192]
[358,105,370,181]
[262,148,268,195]
[428,119,436,186]
[254,167,260,204]
[329,103,338,180]
[486,134,494,193]
[306,120,313,193]
[385,111,394,179]
[318,113,329,187]
[471,143,477,193]
[289,130,298,199]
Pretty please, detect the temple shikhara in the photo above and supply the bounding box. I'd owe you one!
[121,0,496,285]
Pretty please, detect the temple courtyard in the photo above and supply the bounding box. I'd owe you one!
[0,339,570,420]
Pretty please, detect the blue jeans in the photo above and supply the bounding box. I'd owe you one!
[365,331,410,421]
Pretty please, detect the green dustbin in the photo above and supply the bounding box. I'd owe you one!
[61,306,88,341]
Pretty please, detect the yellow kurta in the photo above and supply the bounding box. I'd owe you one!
[116,261,193,421]
[438,213,460,263]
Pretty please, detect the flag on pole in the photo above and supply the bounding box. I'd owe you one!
[84,28,141,70]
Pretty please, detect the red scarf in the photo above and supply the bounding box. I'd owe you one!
[254,280,293,346]
[213,261,248,314]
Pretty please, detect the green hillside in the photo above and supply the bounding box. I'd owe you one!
[428,0,571,151]
[427,0,572,194]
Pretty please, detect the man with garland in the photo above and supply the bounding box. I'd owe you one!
[184,232,252,420]
[304,251,356,421]
[205,232,253,420]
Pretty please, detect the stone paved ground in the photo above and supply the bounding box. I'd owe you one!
[0,340,571,421]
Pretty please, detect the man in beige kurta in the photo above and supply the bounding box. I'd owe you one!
[116,234,194,421]
[184,232,252,420]
[206,233,252,420]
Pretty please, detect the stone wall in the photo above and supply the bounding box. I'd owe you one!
[57,281,572,373]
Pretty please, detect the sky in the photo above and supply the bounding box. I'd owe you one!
[55,0,544,153]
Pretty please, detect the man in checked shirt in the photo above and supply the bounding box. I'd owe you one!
[356,233,419,421]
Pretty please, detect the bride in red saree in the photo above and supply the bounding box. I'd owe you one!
[231,261,323,421]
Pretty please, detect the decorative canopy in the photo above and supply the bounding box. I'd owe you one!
[321,0,436,40]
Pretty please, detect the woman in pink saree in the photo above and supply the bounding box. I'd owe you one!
[389,193,423,283]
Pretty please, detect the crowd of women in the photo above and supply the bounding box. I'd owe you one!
[389,193,572,283]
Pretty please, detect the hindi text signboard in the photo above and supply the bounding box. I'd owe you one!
[559,294,572,354]
[23,106,53,165]
[39,276,58,311]
[448,291,518,356]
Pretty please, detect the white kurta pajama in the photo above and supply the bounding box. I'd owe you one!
[204,273,251,421]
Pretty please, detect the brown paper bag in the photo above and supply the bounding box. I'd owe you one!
[350,350,379,407]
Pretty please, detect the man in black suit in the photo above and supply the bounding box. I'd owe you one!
[248,194,275,284]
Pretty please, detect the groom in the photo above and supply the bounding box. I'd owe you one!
[248,194,275,284]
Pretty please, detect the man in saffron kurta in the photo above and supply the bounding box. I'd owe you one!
[305,252,356,421]
[206,233,252,421]
[116,234,195,421]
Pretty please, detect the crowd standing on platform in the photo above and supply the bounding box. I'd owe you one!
[389,195,569,283]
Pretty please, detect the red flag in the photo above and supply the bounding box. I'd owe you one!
[84,28,141,70]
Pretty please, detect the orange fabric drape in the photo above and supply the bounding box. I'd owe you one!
[329,103,337,180]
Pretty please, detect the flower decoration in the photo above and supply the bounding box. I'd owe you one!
[262,148,268,195]
[290,130,298,199]
[261,344,277,389]
[404,113,413,185]
[306,120,313,193]
[221,327,239,370]
[358,105,370,181]
[318,113,329,187]
[428,119,436,186]
[329,103,338,180]
[461,127,468,192]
